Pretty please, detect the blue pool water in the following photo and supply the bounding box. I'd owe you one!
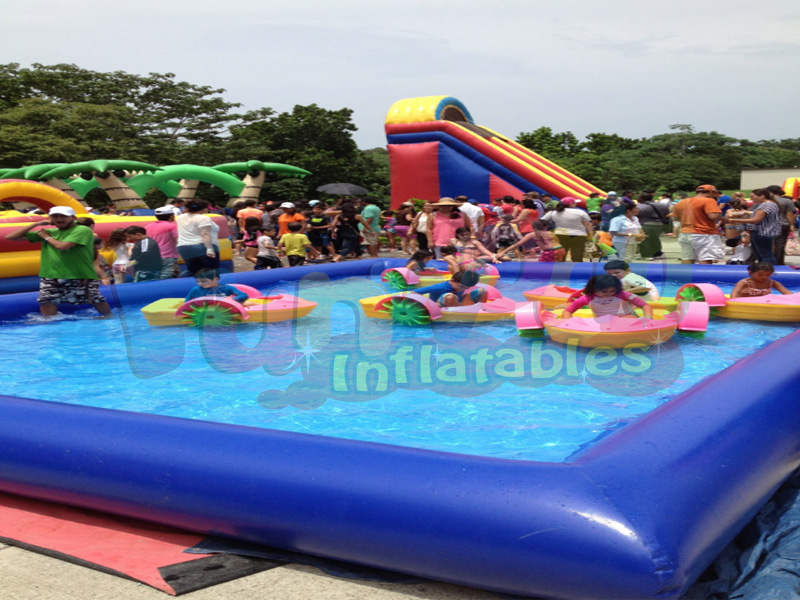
[1,275,797,463]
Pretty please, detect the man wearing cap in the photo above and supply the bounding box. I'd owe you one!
[600,192,624,232]
[670,185,724,264]
[277,202,306,237]
[6,207,111,317]
[147,206,180,278]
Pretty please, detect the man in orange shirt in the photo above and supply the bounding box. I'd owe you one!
[236,199,264,231]
[670,184,724,264]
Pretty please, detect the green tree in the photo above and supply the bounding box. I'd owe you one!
[517,127,583,158]
[0,63,242,167]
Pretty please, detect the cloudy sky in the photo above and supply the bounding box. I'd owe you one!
[4,0,798,149]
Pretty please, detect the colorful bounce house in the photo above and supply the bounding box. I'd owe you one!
[385,95,604,207]
[0,159,310,293]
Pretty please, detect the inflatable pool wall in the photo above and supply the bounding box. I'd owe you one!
[0,261,799,600]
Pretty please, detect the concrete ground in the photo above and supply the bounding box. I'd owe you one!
[4,234,798,600]
[0,540,498,600]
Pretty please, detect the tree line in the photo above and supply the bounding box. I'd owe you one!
[0,63,390,205]
[1,64,797,206]
[516,125,800,193]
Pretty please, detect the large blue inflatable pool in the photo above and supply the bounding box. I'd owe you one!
[1,260,799,600]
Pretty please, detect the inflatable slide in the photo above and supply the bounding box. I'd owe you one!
[386,96,604,207]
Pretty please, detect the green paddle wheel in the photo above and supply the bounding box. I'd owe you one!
[676,285,717,316]
[383,270,412,290]
[180,303,239,327]
[677,286,706,302]
[378,297,432,325]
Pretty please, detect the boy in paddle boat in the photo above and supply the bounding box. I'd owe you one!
[412,270,488,307]
[185,269,250,304]
[603,260,660,301]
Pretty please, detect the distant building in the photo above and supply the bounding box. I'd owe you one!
[740,168,800,190]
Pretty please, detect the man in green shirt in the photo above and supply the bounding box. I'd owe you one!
[6,206,111,317]
[359,197,381,258]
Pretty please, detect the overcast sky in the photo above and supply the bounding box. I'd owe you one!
[4,0,798,149]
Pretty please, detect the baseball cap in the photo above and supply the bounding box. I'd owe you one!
[308,200,321,206]
[49,206,76,217]
[155,206,177,215]
[695,184,718,193]
[280,202,295,208]
[467,198,479,204]
[560,197,576,206]
[607,191,618,197]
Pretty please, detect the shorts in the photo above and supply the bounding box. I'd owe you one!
[692,234,725,262]
[38,278,105,305]
[362,230,379,246]
[287,255,305,267]
[307,233,331,247]
[255,256,282,270]
[677,232,694,261]
[538,247,566,262]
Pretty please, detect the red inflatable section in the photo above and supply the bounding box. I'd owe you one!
[489,174,524,201]
[388,142,440,208]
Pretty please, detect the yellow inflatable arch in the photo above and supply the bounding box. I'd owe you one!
[0,180,87,214]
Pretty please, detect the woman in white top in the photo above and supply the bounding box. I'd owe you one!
[608,203,646,261]
[408,202,434,251]
[539,198,593,262]
[176,199,221,274]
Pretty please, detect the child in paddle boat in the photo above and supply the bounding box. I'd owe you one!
[440,245,461,275]
[412,270,488,307]
[185,269,250,304]
[405,249,435,273]
[730,262,792,299]
[449,227,496,271]
[603,260,660,301]
[562,274,653,319]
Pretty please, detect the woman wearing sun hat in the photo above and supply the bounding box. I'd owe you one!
[426,198,472,259]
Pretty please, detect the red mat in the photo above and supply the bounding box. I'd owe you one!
[0,491,281,594]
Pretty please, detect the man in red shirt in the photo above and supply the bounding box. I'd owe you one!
[670,184,724,264]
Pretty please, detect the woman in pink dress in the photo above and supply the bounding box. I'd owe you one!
[426,198,472,259]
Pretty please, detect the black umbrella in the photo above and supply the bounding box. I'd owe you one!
[316,183,369,196]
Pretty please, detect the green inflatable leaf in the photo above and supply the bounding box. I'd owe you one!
[181,303,238,327]
[379,297,431,325]
[384,270,412,290]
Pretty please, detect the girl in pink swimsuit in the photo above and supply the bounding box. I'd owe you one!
[563,274,654,319]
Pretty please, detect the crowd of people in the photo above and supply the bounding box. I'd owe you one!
[5,183,798,317]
